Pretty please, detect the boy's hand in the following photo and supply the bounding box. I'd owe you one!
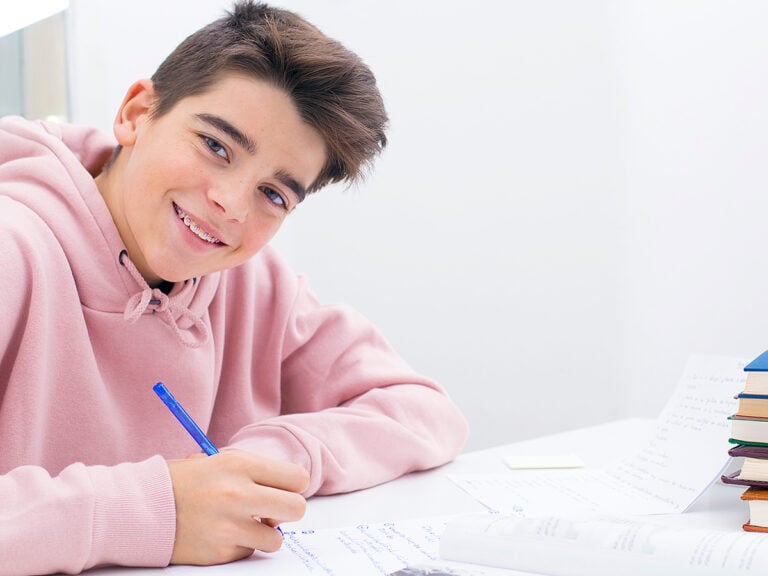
[166,449,309,565]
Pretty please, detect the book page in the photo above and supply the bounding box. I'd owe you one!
[449,355,746,516]
[440,513,768,575]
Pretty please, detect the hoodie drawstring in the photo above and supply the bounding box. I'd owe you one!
[118,250,209,348]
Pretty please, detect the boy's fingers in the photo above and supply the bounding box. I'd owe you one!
[245,484,306,522]
[237,517,284,553]
[218,451,310,493]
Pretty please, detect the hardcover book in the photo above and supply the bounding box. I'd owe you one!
[729,443,768,459]
[721,470,768,488]
[728,415,768,446]
[735,393,768,419]
[741,487,768,530]
[744,351,768,394]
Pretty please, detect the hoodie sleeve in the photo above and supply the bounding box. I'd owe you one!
[223,251,469,496]
[0,199,177,575]
[0,458,175,576]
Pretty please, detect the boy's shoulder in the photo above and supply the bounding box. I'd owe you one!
[0,196,70,294]
[0,196,65,259]
[0,195,57,243]
[222,244,300,288]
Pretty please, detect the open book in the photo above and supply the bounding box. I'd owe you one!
[395,512,768,576]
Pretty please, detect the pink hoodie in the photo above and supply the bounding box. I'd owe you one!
[0,116,468,575]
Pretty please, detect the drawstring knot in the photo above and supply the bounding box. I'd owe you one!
[119,251,209,348]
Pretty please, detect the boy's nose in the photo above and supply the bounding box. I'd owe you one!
[207,183,249,223]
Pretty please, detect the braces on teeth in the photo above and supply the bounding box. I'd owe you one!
[174,205,221,244]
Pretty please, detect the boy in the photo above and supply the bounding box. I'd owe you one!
[0,2,468,574]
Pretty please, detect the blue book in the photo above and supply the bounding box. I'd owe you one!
[745,351,768,372]
[743,351,768,395]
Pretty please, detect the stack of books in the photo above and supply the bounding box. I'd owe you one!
[723,350,768,532]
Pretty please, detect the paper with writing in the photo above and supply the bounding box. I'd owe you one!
[209,518,455,576]
[137,519,452,576]
[449,355,746,515]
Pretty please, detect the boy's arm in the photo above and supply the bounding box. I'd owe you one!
[221,258,469,496]
[0,458,176,575]
[228,381,469,496]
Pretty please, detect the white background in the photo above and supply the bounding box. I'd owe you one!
[64,0,768,450]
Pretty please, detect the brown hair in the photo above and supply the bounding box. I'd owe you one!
[149,0,388,192]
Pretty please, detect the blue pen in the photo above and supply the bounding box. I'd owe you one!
[153,381,219,456]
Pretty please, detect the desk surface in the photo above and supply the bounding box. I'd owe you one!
[297,417,653,528]
[87,418,748,574]
[298,416,745,532]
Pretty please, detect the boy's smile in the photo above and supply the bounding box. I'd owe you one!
[96,74,327,287]
[173,202,222,245]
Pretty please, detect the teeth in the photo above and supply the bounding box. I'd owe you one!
[174,204,221,244]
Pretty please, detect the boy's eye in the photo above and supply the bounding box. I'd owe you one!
[262,187,287,209]
[203,136,228,160]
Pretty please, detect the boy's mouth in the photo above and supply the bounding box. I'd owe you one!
[173,203,221,244]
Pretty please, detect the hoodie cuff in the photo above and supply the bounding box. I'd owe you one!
[85,455,176,569]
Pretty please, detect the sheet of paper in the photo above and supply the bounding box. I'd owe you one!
[149,517,458,576]
[440,513,768,575]
[275,520,445,575]
[449,355,746,516]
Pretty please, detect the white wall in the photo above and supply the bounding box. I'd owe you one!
[619,1,768,417]
[66,0,768,451]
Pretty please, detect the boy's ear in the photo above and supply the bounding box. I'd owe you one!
[113,79,156,147]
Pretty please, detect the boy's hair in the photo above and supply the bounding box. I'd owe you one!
[149,0,388,192]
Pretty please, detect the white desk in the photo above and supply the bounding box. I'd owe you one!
[86,418,748,575]
[298,417,745,532]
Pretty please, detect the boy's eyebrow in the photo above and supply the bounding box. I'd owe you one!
[276,170,307,203]
[195,113,255,154]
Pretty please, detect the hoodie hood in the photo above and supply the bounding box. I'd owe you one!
[0,116,216,347]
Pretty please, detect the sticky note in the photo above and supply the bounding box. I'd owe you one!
[503,453,585,470]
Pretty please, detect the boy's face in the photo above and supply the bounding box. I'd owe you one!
[100,74,327,287]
